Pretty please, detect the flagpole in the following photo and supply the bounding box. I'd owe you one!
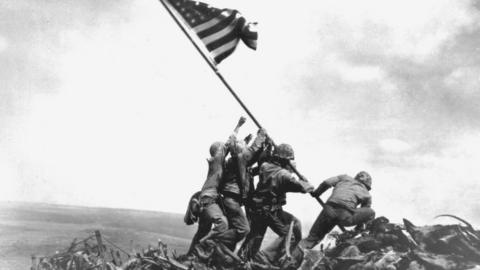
[158,0,264,129]
[158,0,345,231]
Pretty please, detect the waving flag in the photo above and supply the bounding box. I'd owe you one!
[164,0,257,64]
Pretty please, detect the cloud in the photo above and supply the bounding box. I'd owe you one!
[379,138,412,154]
[2,0,480,228]
[284,0,480,160]
[0,35,7,53]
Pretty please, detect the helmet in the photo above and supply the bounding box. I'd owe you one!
[209,141,225,157]
[273,143,295,160]
[355,171,372,190]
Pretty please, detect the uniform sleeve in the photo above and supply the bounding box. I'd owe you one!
[280,170,314,193]
[312,175,345,196]
[360,193,372,208]
[205,147,226,182]
[243,128,267,166]
[324,175,346,186]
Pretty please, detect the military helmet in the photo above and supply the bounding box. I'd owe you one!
[355,171,372,190]
[273,143,295,160]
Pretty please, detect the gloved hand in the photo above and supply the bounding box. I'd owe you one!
[309,190,319,198]
[305,186,314,194]
[257,128,267,136]
[310,182,329,197]
[238,116,247,127]
[243,134,253,144]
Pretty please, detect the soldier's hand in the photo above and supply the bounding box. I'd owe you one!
[310,189,320,198]
[264,136,274,147]
[305,184,314,194]
[257,128,267,136]
[237,116,247,127]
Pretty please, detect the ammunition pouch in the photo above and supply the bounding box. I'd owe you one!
[251,197,284,213]
[221,191,242,203]
[198,196,228,217]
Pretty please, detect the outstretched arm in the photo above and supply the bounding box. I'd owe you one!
[310,182,330,197]
[282,171,314,193]
[233,116,247,135]
[226,116,247,153]
[310,175,343,197]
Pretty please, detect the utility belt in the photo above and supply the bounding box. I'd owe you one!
[326,201,355,214]
[250,197,285,213]
[199,194,230,213]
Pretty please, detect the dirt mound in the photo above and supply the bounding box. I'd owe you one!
[32,216,480,270]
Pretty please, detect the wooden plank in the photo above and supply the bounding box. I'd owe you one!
[95,230,107,270]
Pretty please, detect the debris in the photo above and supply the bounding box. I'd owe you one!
[32,215,480,270]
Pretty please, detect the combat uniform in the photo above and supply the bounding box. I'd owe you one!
[196,141,230,246]
[300,174,375,249]
[219,129,267,249]
[239,161,313,259]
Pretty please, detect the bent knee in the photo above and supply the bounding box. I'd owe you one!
[213,216,229,232]
[293,218,302,233]
[242,223,251,236]
[362,208,375,220]
[235,220,250,238]
[369,209,376,219]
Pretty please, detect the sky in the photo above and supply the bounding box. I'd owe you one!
[1,0,480,229]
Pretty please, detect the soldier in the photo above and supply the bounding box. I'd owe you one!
[239,143,314,260]
[219,127,268,250]
[299,171,376,250]
[193,117,247,253]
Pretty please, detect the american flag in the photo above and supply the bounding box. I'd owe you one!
[165,0,257,64]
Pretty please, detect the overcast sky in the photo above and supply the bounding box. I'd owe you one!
[1,0,480,229]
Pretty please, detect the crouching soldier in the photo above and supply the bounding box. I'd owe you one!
[299,171,376,250]
[239,143,314,261]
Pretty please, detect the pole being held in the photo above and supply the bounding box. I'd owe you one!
[158,0,263,129]
[158,0,346,233]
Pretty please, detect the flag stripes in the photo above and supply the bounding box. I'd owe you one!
[165,0,257,64]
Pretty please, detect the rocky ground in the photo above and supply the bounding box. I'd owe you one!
[32,215,480,270]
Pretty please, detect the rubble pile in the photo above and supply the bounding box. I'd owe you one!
[299,215,480,270]
[32,216,480,270]
[31,232,190,270]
